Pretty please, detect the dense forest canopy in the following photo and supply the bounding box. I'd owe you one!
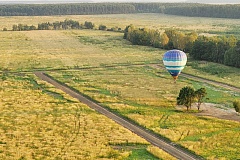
[0,3,240,19]
[164,4,240,19]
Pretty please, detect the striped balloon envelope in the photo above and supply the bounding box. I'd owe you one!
[163,49,187,82]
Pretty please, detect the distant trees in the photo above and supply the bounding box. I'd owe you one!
[164,4,240,19]
[10,19,124,34]
[177,86,207,111]
[124,25,200,51]
[0,3,136,16]
[11,19,95,31]
[12,24,36,31]
[37,19,82,30]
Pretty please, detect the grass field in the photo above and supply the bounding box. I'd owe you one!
[1,13,240,34]
[0,73,179,159]
[0,29,161,71]
[0,13,240,159]
[49,65,240,159]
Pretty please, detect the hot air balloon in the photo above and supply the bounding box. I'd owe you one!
[163,49,187,82]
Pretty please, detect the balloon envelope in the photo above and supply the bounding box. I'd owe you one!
[163,50,187,80]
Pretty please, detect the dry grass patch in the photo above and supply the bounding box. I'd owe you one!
[147,146,177,160]
[0,74,151,159]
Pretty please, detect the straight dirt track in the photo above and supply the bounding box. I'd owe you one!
[35,71,202,160]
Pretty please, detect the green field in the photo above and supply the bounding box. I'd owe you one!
[0,14,240,159]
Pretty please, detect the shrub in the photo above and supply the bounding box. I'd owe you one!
[233,100,240,113]
[99,24,107,31]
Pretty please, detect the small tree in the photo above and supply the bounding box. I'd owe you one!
[233,100,240,113]
[99,24,107,31]
[84,21,94,29]
[12,24,18,31]
[195,88,207,110]
[177,86,195,110]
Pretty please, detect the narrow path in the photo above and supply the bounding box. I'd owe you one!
[35,71,202,160]
[181,72,240,92]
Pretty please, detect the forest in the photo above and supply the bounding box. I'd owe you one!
[0,3,240,19]
[164,4,240,19]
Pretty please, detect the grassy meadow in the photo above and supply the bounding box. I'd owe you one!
[0,13,240,159]
[0,73,179,160]
[49,65,240,160]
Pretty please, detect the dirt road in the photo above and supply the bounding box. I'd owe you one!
[35,71,202,160]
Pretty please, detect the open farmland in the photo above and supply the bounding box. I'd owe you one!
[0,13,240,159]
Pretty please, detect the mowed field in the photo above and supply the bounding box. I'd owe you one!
[0,13,240,159]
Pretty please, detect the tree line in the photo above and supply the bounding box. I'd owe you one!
[0,3,136,16]
[124,24,240,68]
[124,25,200,53]
[0,3,240,19]
[9,19,122,32]
[164,4,240,19]
[11,19,89,31]
[0,3,180,16]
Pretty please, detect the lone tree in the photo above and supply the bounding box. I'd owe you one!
[177,86,195,110]
[233,100,240,113]
[195,88,207,110]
